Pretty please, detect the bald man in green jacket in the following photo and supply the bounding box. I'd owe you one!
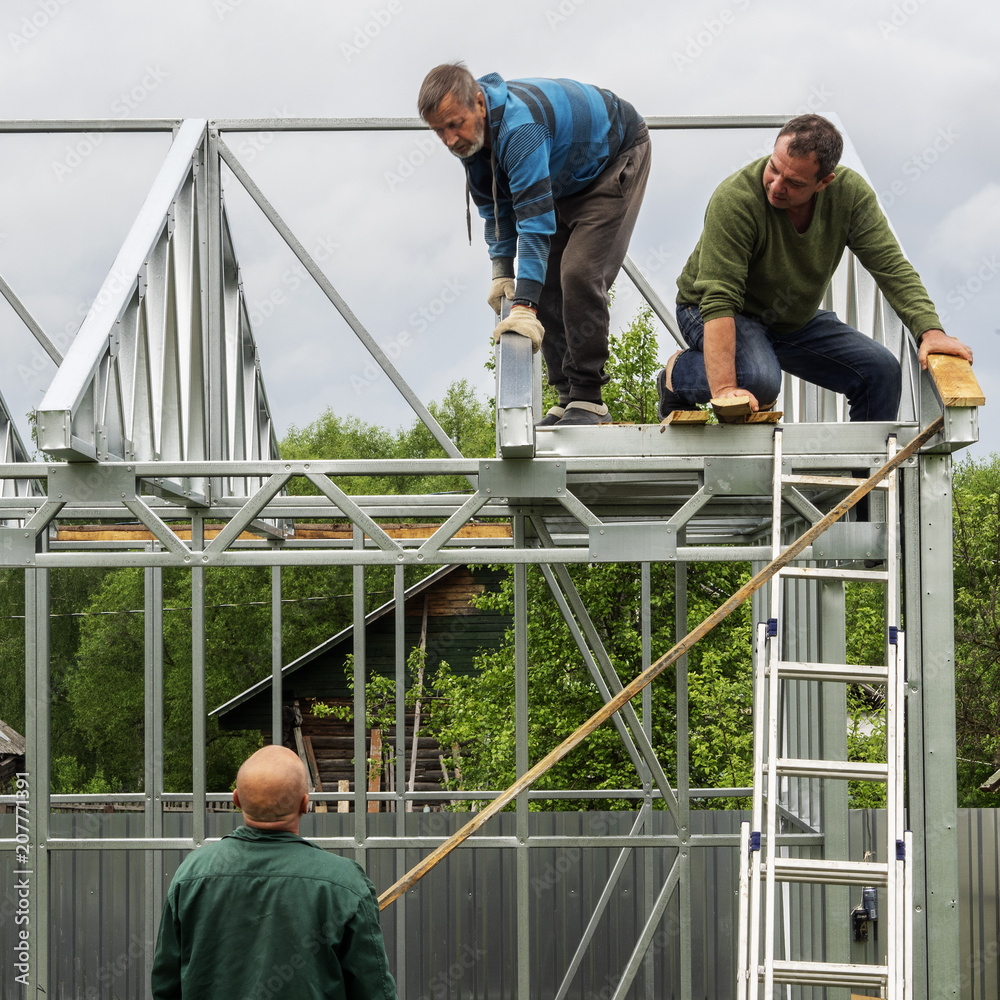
[151,746,397,1000]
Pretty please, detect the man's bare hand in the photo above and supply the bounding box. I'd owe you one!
[918,328,973,370]
[711,386,760,410]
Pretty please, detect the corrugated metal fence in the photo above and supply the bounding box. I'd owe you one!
[1,809,997,999]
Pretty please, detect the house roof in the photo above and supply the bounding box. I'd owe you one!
[210,564,469,719]
[0,718,26,757]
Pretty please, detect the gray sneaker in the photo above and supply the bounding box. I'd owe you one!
[556,401,611,426]
[535,406,566,427]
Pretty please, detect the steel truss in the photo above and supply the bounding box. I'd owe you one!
[0,116,976,999]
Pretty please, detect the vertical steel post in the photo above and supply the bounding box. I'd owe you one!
[271,566,282,744]
[916,453,961,1000]
[144,561,165,975]
[513,516,530,1000]
[353,527,367,861]
[674,560,692,1000]
[24,562,50,997]
[901,463,928,997]
[641,561,655,1000]
[204,125,225,484]
[191,516,206,847]
[392,565,407,989]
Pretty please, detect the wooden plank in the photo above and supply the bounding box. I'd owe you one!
[367,728,382,813]
[57,522,513,543]
[302,735,327,812]
[337,779,350,814]
[709,395,783,424]
[927,354,985,406]
[662,409,710,425]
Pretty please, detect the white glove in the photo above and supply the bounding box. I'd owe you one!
[493,304,544,353]
[487,277,516,314]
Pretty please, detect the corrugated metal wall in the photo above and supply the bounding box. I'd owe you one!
[1,809,997,999]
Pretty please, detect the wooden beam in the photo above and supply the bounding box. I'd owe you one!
[56,522,513,543]
[926,354,985,407]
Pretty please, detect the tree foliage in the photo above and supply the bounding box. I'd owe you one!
[952,454,1000,806]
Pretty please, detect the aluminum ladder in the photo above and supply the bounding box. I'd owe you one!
[737,428,913,999]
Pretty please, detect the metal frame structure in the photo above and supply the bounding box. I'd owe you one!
[0,116,975,999]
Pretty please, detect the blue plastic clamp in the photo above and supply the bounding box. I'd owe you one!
[766,618,778,637]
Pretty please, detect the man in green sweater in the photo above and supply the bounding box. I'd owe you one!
[658,114,973,420]
[151,745,397,1000]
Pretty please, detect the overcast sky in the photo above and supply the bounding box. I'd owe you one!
[1,0,997,460]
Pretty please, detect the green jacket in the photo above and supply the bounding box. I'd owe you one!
[676,157,942,337]
[151,826,398,1000]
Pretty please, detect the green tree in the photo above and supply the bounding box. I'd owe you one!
[952,454,1000,806]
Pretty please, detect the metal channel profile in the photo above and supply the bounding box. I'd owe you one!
[495,328,536,458]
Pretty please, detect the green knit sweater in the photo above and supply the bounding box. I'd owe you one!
[676,157,942,337]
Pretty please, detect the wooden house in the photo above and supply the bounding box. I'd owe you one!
[212,565,510,809]
[0,717,26,791]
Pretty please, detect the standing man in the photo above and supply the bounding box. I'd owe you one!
[658,113,972,420]
[150,745,397,1000]
[419,63,651,426]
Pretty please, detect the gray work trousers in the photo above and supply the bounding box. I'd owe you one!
[537,129,652,404]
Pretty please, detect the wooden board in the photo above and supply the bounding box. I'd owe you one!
[710,395,782,424]
[710,394,754,419]
[927,354,985,406]
[661,409,710,425]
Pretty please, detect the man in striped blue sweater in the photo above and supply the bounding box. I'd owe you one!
[419,64,651,425]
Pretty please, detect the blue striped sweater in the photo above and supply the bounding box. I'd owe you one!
[465,73,642,304]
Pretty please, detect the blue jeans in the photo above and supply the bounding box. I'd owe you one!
[670,304,902,421]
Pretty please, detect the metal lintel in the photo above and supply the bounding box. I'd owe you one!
[704,455,774,496]
[810,521,888,561]
[47,463,137,503]
[478,458,566,500]
[589,522,677,562]
[496,331,535,459]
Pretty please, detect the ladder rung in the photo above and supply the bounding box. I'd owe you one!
[768,960,888,988]
[770,857,889,887]
[776,758,888,781]
[777,660,889,684]
[778,565,889,582]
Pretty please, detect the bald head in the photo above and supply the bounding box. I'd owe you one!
[234,746,309,830]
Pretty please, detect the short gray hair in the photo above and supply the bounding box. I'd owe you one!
[777,114,843,179]
[418,62,480,120]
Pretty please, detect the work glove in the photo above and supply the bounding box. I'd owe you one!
[487,277,516,314]
[493,304,544,353]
